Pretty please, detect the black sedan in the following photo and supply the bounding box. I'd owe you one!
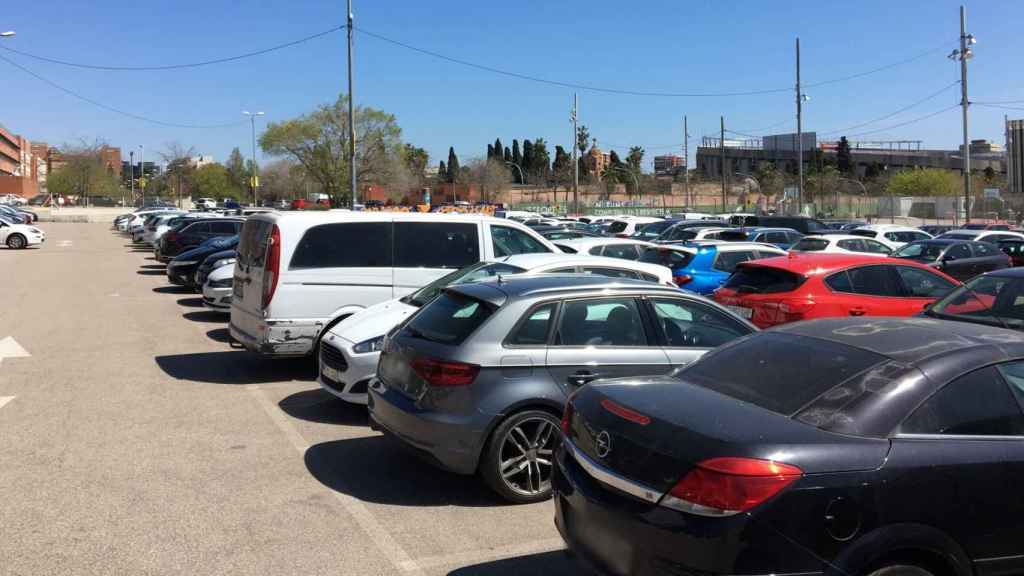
[167,235,239,288]
[194,248,236,289]
[158,217,242,262]
[556,316,1024,576]
[891,238,1010,281]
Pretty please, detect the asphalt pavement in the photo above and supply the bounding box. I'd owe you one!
[0,223,578,576]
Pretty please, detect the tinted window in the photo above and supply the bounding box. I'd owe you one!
[394,222,479,269]
[403,292,494,345]
[864,240,892,254]
[713,250,756,273]
[491,226,548,257]
[846,266,904,296]
[793,238,830,251]
[849,230,876,239]
[947,243,972,259]
[651,298,749,348]
[184,222,211,235]
[972,242,995,257]
[602,244,641,260]
[290,222,393,269]
[555,298,647,347]
[928,275,1024,329]
[895,266,956,298]
[507,303,556,346]
[639,248,694,269]
[763,232,789,244]
[582,267,640,279]
[901,367,1024,436]
[1001,242,1024,256]
[588,246,603,256]
[682,333,885,415]
[941,233,975,240]
[211,221,239,234]
[723,266,805,293]
[634,221,672,238]
[607,221,628,234]
[837,239,864,252]
[893,242,945,261]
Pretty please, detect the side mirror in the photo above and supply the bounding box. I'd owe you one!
[942,254,956,262]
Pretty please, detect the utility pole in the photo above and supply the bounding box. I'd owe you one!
[347,0,357,209]
[571,92,579,216]
[951,5,975,223]
[720,116,727,212]
[795,37,804,215]
[683,115,690,208]
[129,150,135,207]
[139,145,145,207]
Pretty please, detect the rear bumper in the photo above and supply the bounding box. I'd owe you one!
[229,313,320,357]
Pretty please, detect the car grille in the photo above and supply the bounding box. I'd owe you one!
[320,341,348,373]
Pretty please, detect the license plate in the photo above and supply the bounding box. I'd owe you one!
[725,304,753,319]
[322,365,341,383]
[233,282,244,298]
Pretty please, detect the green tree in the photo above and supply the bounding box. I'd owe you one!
[511,140,522,183]
[836,137,853,174]
[551,145,572,201]
[446,147,460,184]
[401,144,429,178]
[438,160,446,180]
[503,147,511,162]
[47,141,124,201]
[886,168,960,197]
[576,125,590,156]
[530,138,551,183]
[521,139,534,178]
[487,144,494,159]
[626,146,644,171]
[191,163,241,200]
[260,93,403,205]
[494,138,503,160]
[226,147,249,192]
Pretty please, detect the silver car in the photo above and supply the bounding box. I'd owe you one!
[368,275,756,503]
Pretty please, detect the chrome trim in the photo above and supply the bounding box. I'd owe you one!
[564,439,662,503]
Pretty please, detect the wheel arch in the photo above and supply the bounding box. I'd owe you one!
[474,398,565,469]
[827,523,972,576]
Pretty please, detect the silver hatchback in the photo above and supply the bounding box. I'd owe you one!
[368,275,756,503]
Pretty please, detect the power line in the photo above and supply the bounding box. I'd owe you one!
[729,118,792,135]
[821,80,960,136]
[0,25,343,71]
[845,104,959,138]
[975,102,1024,112]
[804,42,954,88]
[0,52,247,129]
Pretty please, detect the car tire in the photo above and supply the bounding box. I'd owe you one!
[866,565,935,576]
[6,234,26,249]
[480,409,561,504]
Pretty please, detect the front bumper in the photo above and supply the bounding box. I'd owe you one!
[202,285,232,310]
[317,335,378,405]
[166,264,194,286]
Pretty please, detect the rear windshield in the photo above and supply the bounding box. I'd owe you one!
[403,292,495,345]
[682,333,887,416]
[607,221,628,234]
[792,238,829,251]
[237,219,273,268]
[639,248,694,268]
[633,221,671,238]
[848,230,876,238]
[941,233,975,240]
[717,230,749,241]
[723,265,805,293]
[892,243,945,261]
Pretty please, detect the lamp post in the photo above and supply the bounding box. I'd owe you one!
[139,145,145,207]
[129,150,135,207]
[242,111,265,207]
[505,162,525,207]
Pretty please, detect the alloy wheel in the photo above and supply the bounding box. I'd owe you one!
[497,416,557,497]
[8,235,25,249]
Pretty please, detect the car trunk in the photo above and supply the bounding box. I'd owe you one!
[714,264,809,327]
[232,219,275,328]
[566,377,890,495]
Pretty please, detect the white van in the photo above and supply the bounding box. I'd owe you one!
[229,211,558,357]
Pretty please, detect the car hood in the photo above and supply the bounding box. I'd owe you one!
[325,298,417,344]
[5,224,40,234]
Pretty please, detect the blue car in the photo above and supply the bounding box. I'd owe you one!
[639,241,787,294]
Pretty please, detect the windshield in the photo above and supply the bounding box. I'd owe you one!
[893,243,945,261]
[632,220,671,238]
[404,262,525,307]
[927,274,1024,329]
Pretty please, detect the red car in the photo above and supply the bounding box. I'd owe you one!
[713,253,960,328]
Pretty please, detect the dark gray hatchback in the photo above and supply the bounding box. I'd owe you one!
[368,275,756,503]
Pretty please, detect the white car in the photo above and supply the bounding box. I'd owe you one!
[848,225,932,250]
[553,237,657,259]
[789,234,893,256]
[0,214,45,249]
[936,229,1024,244]
[118,208,175,233]
[603,216,663,237]
[202,263,234,310]
[195,198,217,210]
[0,194,27,206]
[318,252,675,404]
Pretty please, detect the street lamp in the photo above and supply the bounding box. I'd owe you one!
[242,111,265,207]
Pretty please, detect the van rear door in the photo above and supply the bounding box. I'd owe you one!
[233,217,275,321]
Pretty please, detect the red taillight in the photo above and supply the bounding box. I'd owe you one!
[561,399,574,434]
[673,274,693,286]
[411,356,480,387]
[262,225,281,309]
[778,299,815,314]
[662,457,802,516]
[600,398,651,426]
[165,231,178,243]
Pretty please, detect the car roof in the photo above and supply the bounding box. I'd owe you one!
[743,227,800,233]
[800,234,863,242]
[555,237,654,248]
[977,266,1024,279]
[772,317,1024,365]
[905,238,967,246]
[852,225,922,232]
[738,252,915,275]
[449,274,681,304]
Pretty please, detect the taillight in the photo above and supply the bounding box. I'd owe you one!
[661,457,802,517]
[779,299,815,315]
[262,225,281,309]
[411,356,480,387]
[673,274,693,286]
[165,231,178,243]
[600,398,651,425]
[561,399,574,434]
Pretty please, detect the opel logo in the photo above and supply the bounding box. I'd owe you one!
[595,431,612,459]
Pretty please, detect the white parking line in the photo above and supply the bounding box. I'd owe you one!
[0,336,30,366]
[246,384,426,576]
[0,397,14,411]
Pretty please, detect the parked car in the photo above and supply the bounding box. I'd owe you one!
[603,217,663,238]
[891,239,1010,281]
[735,227,803,249]
[554,237,656,260]
[158,217,243,262]
[920,224,953,236]
[555,316,1024,576]
[194,248,237,290]
[640,241,787,293]
[999,239,1024,267]
[713,253,959,328]
[962,222,1011,230]
[166,236,239,287]
[731,215,831,235]
[655,222,732,244]
[0,205,31,224]
[202,262,235,311]
[319,253,675,405]
[848,224,933,250]
[936,228,1024,245]
[629,219,683,241]
[368,275,756,502]
[923,266,1024,329]
[789,234,893,256]
[0,214,45,249]
[230,211,558,358]
[534,227,594,241]
[194,198,217,210]
[143,212,194,246]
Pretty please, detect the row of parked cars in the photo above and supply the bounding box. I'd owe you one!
[0,203,44,249]
[120,207,1024,576]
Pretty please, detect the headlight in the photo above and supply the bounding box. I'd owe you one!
[212,258,236,268]
[209,278,233,288]
[352,335,386,354]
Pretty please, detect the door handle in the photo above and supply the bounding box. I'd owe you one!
[567,371,602,387]
[849,307,866,316]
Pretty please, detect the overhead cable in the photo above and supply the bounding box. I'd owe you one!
[821,80,960,135]
[845,104,959,138]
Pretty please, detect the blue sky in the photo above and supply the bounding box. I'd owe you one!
[3,0,1023,171]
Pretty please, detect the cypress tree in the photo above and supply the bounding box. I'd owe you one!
[446,147,460,183]
[503,147,511,162]
[487,144,495,159]
[494,138,503,160]
[522,139,534,176]
[439,160,447,180]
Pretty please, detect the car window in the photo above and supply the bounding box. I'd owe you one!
[405,262,524,307]
[947,243,972,259]
[724,266,805,293]
[403,292,494,345]
[506,303,556,346]
[547,267,576,274]
[582,267,640,279]
[185,222,211,235]
[490,225,548,257]
[849,230,876,239]
[602,244,640,260]
[895,266,956,298]
[833,266,904,296]
[901,366,1024,436]
[764,232,788,244]
[211,221,238,234]
[928,275,1024,328]
[651,298,749,348]
[290,222,394,269]
[607,221,628,234]
[713,250,756,273]
[588,246,604,256]
[395,222,480,269]
[1001,242,1024,256]
[639,248,693,269]
[794,238,830,251]
[555,298,647,347]
[837,239,864,252]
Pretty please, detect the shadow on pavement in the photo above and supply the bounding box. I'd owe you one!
[305,437,502,507]
[205,327,233,343]
[153,286,190,294]
[136,270,165,276]
[447,551,578,576]
[155,351,315,384]
[183,311,226,323]
[177,297,204,308]
[279,388,368,426]
[140,264,165,270]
